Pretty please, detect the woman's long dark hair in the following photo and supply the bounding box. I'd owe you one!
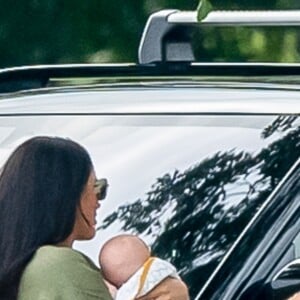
[0,136,93,299]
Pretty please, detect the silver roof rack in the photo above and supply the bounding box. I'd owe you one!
[169,10,300,25]
[138,9,300,64]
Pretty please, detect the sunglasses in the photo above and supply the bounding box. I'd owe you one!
[94,178,109,201]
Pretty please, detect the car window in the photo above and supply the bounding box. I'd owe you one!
[0,114,298,298]
[293,232,300,258]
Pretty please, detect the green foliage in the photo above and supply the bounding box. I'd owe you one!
[197,0,213,21]
[0,0,300,67]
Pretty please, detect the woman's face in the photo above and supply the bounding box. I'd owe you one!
[75,170,101,240]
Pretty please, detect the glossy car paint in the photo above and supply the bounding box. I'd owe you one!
[0,69,299,299]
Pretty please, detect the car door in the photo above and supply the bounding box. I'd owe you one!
[196,158,300,300]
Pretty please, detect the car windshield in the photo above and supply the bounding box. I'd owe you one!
[0,114,298,297]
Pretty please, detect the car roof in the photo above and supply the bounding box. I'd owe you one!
[0,84,299,115]
[1,7,300,115]
[3,63,300,92]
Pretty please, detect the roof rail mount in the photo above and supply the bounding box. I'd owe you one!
[138,9,300,64]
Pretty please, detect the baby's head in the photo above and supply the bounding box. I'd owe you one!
[99,234,150,288]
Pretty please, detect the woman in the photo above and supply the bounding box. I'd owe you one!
[0,136,188,300]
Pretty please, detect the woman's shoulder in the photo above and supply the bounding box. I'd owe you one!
[22,245,94,275]
[32,245,93,265]
[19,246,112,300]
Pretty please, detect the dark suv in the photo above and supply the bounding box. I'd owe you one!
[0,8,299,300]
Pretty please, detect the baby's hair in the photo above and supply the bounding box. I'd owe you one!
[99,234,150,288]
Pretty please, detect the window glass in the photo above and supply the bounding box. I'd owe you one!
[0,114,298,297]
[293,232,300,258]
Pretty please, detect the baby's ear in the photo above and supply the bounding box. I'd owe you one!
[104,280,118,297]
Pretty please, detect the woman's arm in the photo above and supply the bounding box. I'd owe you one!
[288,293,300,300]
[19,247,113,300]
[136,277,189,300]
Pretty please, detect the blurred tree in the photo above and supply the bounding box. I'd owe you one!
[0,0,300,67]
[194,0,300,62]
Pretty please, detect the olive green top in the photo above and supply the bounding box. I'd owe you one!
[18,245,113,300]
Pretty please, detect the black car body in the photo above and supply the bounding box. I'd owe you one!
[0,8,299,300]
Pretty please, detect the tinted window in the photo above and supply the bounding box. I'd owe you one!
[0,114,298,297]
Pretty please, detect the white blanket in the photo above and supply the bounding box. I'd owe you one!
[115,257,179,300]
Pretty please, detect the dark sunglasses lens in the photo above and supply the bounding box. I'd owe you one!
[98,185,107,200]
[95,179,108,200]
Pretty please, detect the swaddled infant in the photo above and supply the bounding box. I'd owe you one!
[99,234,179,300]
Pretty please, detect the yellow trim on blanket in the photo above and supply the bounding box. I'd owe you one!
[137,256,155,296]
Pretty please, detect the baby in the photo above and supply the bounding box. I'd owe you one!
[99,234,179,300]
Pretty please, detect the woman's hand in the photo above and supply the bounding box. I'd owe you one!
[136,277,189,300]
[288,293,300,300]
